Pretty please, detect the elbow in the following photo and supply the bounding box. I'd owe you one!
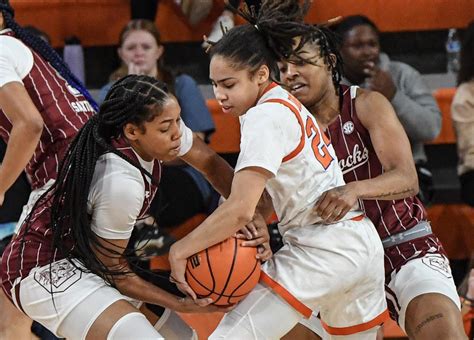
[410,168,420,196]
[24,116,44,137]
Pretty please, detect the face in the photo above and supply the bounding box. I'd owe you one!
[125,97,182,162]
[210,55,267,117]
[279,39,334,109]
[118,30,164,77]
[340,25,380,83]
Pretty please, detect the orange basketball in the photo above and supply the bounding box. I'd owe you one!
[185,237,261,306]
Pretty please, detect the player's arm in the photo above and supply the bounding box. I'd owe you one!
[89,171,226,313]
[315,90,418,222]
[351,89,419,200]
[0,82,43,203]
[180,134,234,198]
[169,166,272,298]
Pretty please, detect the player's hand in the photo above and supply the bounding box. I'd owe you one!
[363,61,397,100]
[173,295,234,314]
[169,245,197,300]
[236,214,273,262]
[314,183,358,223]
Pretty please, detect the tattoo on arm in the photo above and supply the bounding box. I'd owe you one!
[362,187,414,199]
[414,313,444,334]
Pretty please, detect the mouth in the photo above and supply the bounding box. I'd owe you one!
[289,83,306,95]
[221,105,233,114]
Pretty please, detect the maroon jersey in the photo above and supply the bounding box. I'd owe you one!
[327,85,445,276]
[0,31,94,189]
[1,138,161,299]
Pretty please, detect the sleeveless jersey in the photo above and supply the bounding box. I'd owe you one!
[236,83,362,239]
[1,138,161,297]
[327,85,445,274]
[0,31,94,189]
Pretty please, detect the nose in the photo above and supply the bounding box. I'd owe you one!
[281,63,298,84]
[214,87,227,103]
[171,121,182,141]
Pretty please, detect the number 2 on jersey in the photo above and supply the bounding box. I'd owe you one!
[305,116,333,169]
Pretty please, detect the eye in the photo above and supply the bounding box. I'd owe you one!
[223,82,235,89]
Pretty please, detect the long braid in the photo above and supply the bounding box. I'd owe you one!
[20,75,170,283]
[0,0,98,111]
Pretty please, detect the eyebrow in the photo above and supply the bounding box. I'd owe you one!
[210,77,236,84]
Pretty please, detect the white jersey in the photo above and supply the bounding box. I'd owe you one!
[0,29,34,87]
[236,84,361,236]
[87,119,193,240]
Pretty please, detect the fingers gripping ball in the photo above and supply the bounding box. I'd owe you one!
[185,238,261,306]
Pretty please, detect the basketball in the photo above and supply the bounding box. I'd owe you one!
[185,237,261,306]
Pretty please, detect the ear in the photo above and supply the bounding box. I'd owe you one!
[117,47,124,61]
[123,122,142,141]
[155,44,165,60]
[256,64,270,85]
[0,13,4,29]
[328,53,337,70]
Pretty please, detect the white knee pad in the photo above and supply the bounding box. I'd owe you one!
[154,309,197,340]
[108,312,164,340]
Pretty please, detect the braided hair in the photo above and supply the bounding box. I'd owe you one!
[208,0,314,80]
[0,0,98,111]
[23,75,171,282]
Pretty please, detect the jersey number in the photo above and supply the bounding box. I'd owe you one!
[305,116,333,169]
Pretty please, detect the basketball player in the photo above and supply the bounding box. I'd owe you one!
[277,26,466,339]
[0,75,242,339]
[168,1,388,338]
[0,1,97,337]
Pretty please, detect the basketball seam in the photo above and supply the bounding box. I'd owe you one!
[226,256,260,304]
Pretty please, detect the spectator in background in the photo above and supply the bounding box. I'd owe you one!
[334,15,442,206]
[451,20,474,207]
[203,0,261,48]
[99,19,216,247]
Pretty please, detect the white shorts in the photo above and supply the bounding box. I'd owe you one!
[14,179,54,234]
[11,258,155,339]
[386,253,460,331]
[218,217,388,337]
[301,253,461,336]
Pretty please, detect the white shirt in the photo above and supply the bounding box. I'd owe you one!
[88,120,193,239]
[236,85,359,235]
[0,29,34,87]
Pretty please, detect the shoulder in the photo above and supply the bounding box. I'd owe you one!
[0,35,31,58]
[354,88,395,126]
[175,74,198,90]
[96,153,145,186]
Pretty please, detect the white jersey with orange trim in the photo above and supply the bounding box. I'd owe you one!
[213,83,388,338]
[235,83,362,238]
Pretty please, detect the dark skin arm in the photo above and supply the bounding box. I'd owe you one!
[92,237,230,313]
[315,89,418,222]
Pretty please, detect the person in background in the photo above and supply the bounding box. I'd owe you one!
[203,0,262,48]
[334,15,442,206]
[99,19,217,241]
[451,20,474,207]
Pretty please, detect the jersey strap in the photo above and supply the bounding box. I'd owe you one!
[262,98,305,163]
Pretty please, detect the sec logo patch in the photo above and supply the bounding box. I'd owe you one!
[343,121,354,135]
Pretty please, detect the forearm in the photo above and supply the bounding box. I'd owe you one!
[113,272,182,310]
[350,168,418,200]
[171,200,251,259]
[0,122,41,194]
[199,153,234,198]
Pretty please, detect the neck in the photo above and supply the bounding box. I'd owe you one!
[308,85,340,130]
[256,80,274,102]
